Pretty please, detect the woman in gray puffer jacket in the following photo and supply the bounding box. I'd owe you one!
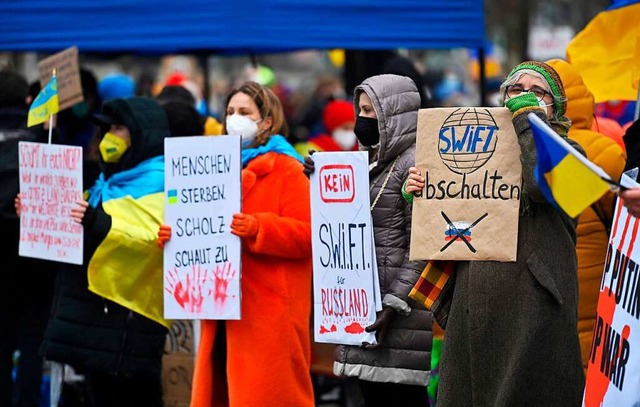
[306,74,433,405]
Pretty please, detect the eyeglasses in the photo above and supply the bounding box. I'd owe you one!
[505,84,552,102]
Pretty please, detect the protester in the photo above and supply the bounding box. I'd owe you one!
[622,118,640,172]
[546,58,627,373]
[158,81,314,406]
[382,54,432,108]
[0,69,55,407]
[97,73,136,102]
[294,99,357,156]
[404,61,585,406]
[619,120,640,215]
[303,74,433,406]
[157,84,223,136]
[592,115,626,152]
[26,97,171,407]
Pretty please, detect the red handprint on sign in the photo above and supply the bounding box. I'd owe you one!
[165,266,209,313]
[210,263,236,307]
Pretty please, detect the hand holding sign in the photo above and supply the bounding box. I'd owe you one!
[14,194,22,216]
[70,200,88,224]
[361,307,395,349]
[230,213,258,238]
[157,224,172,249]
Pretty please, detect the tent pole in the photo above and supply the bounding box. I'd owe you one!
[478,46,487,106]
[198,53,211,116]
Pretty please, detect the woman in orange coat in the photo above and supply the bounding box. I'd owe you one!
[546,59,627,373]
[159,82,314,406]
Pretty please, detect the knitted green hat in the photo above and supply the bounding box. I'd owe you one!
[506,61,566,117]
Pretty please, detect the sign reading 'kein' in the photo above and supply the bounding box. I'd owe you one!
[319,165,355,203]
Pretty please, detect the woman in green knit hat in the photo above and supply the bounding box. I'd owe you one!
[404,61,585,406]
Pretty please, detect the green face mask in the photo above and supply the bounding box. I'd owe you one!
[99,132,129,163]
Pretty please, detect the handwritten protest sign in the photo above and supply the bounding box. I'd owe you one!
[311,152,378,345]
[18,142,83,264]
[583,170,640,406]
[163,136,242,320]
[38,46,83,111]
[410,107,521,261]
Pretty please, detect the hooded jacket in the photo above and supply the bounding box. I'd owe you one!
[41,97,171,380]
[547,59,627,372]
[333,74,432,386]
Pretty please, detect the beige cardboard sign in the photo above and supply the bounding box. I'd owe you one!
[37,46,83,111]
[410,107,521,261]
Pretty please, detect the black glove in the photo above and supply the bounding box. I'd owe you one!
[303,149,316,179]
[360,307,395,350]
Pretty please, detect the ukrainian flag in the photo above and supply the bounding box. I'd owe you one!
[27,73,59,127]
[529,113,614,218]
[566,0,640,102]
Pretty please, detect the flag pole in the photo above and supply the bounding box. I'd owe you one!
[47,114,53,144]
[47,68,56,145]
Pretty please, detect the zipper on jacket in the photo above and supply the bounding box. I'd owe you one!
[114,310,133,374]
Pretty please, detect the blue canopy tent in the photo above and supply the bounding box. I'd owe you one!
[0,0,484,52]
[0,0,487,102]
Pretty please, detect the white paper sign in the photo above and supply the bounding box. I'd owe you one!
[18,142,83,265]
[163,136,242,320]
[311,152,377,345]
[583,169,640,406]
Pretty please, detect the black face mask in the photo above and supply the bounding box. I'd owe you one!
[354,116,380,146]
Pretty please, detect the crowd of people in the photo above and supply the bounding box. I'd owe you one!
[0,50,639,407]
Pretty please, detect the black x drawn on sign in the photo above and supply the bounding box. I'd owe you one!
[440,211,488,253]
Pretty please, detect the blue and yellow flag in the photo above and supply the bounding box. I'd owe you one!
[27,72,59,127]
[566,0,640,102]
[529,113,613,218]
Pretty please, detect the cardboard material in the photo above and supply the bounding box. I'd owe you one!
[163,354,194,407]
[163,321,195,406]
[37,46,83,111]
[410,107,521,261]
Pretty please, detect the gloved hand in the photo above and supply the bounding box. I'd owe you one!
[505,92,542,114]
[360,307,395,349]
[230,213,259,238]
[157,224,172,249]
[303,150,316,179]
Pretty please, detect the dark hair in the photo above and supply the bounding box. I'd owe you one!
[224,81,289,144]
[162,101,205,137]
[156,85,196,107]
[0,70,28,108]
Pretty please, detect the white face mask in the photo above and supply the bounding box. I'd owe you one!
[539,99,552,109]
[226,114,260,145]
[332,129,357,150]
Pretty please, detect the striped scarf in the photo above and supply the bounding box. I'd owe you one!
[409,260,456,328]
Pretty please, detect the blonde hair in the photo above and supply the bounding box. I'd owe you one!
[224,81,289,146]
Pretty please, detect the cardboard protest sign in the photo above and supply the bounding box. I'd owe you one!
[163,136,242,320]
[163,320,196,407]
[18,142,83,264]
[37,46,83,111]
[410,107,521,261]
[583,169,640,406]
[311,152,378,345]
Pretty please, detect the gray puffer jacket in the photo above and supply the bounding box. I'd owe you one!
[333,74,432,385]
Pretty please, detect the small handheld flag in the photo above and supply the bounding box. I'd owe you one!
[27,70,59,128]
[528,113,623,218]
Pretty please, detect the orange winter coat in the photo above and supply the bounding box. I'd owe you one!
[191,151,314,407]
[547,59,627,372]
